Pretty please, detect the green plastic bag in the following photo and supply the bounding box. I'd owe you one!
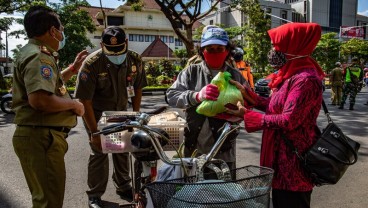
[196,72,243,117]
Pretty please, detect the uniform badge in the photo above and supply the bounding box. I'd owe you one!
[127,76,132,82]
[59,85,67,95]
[40,66,53,80]
[132,65,137,73]
[80,71,88,81]
[110,37,118,45]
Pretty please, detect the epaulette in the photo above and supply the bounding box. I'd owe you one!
[85,50,103,66]
[39,46,51,56]
[128,50,142,62]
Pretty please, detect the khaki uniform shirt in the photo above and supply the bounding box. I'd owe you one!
[74,49,147,112]
[12,39,76,127]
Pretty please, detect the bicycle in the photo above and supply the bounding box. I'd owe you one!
[94,110,274,208]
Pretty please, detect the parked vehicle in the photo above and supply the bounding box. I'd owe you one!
[1,91,13,114]
[254,78,271,97]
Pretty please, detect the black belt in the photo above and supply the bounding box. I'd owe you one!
[18,125,71,134]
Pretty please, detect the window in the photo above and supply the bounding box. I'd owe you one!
[210,20,214,25]
[107,16,124,26]
[139,35,144,42]
[94,36,101,39]
[281,10,287,24]
[169,36,174,43]
[161,36,167,43]
[175,38,183,46]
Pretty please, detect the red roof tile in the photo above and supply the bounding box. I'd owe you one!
[141,37,174,58]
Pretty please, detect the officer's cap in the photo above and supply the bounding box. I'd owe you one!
[101,26,127,55]
[335,62,341,66]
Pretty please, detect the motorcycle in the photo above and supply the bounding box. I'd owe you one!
[1,90,14,114]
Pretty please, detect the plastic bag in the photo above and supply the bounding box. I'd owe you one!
[196,72,243,117]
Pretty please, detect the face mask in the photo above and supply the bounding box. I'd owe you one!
[53,29,66,51]
[267,49,287,69]
[203,50,229,69]
[106,53,127,65]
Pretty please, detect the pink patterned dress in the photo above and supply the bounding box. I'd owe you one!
[256,68,323,191]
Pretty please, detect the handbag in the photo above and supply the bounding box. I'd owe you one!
[282,100,360,186]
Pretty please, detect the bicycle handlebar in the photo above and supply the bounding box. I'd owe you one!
[93,113,239,166]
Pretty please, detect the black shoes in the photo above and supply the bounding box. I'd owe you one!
[116,189,134,202]
[338,105,344,109]
[349,105,354,110]
[88,197,102,208]
[328,103,336,105]
[364,103,368,106]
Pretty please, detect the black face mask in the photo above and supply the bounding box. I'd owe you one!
[267,48,287,69]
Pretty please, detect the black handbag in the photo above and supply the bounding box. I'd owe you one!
[282,100,360,186]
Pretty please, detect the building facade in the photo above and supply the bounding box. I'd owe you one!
[82,0,185,61]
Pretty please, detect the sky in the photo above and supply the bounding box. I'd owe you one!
[1,0,368,58]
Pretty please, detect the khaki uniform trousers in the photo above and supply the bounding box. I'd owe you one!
[331,83,343,105]
[13,126,68,208]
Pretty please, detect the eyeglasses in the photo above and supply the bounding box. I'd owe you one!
[204,45,227,53]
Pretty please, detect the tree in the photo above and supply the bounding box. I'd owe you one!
[231,0,271,72]
[133,0,223,57]
[312,32,341,74]
[0,0,32,14]
[52,1,96,67]
[340,38,368,64]
[11,44,23,61]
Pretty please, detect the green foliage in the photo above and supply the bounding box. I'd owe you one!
[11,44,23,60]
[312,32,341,74]
[0,0,33,14]
[65,74,77,88]
[144,59,182,86]
[56,1,96,68]
[340,38,368,64]
[231,0,271,72]
[173,49,188,67]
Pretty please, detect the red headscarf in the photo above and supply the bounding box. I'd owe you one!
[267,23,324,88]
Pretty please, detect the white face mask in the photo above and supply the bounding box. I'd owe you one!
[53,28,66,51]
[106,53,127,65]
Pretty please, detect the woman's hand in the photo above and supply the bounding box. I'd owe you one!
[225,101,246,117]
[229,80,257,106]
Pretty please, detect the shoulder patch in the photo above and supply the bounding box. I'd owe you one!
[79,71,88,82]
[40,65,53,80]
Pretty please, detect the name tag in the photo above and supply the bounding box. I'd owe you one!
[127,85,135,98]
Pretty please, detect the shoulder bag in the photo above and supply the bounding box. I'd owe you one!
[282,100,360,186]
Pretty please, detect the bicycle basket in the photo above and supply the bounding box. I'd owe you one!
[144,165,274,208]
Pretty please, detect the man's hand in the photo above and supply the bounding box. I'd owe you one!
[72,50,89,73]
[90,134,102,152]
[72,100,85,116]
[196,84,219,102]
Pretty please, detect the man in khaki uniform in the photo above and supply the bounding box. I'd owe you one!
[74,26,147,208]
[329,62,343,105]
[12,6,87,208]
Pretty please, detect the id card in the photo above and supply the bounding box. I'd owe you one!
[127,85,135,98]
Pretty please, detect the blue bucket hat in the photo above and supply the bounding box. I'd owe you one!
[201,28,229,47]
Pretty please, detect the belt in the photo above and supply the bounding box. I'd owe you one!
[18,125,71,134]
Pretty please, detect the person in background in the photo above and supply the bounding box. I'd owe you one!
[166,27,250,171]
[329,62,343,105]
[232,47,254,90]
[12,5,86,208]
[227,23,324,208]
[364,68,368,105]
[339,57,363,110]
[74,26,147,208]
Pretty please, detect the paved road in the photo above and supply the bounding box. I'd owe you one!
[0,89,367,208]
